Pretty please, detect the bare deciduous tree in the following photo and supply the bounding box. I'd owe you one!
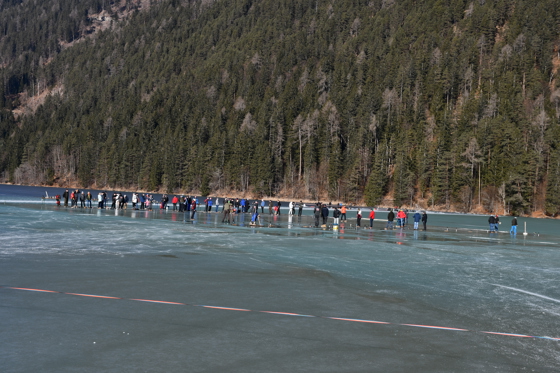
[461,137,483,177]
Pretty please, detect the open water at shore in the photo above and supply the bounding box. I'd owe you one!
[1,184,559,372]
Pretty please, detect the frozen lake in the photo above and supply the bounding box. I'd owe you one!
[1,185,559,372]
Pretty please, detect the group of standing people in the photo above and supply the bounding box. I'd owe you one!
[160,196,295,222]
[53,189,522,235]
[312,203,375,228]
[56,189,156,210]
[488,214,500,232]
[489,213,519,235]
[55,189,434,231]
[219,198,275,224]
[312,203,331,227]
[352,208,429,230]
[375,208,428,230]
[58,189,95,208]
[159,195,201,219]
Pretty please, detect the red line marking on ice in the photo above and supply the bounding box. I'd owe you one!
[9,287,59,293]
[261,311,314,317]
[66,293,122,299]
[201,306,251,311]
[481,331,533,338]
[402,324,468,331]
[2,286,558,342]
[131,299,185,305]
[328,317,390,324]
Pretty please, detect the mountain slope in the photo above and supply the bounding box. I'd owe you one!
[1,0,560,215]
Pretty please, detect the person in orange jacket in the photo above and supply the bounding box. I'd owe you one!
[340,205,347,222]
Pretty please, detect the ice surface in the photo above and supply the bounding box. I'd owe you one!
[1,185,560,372]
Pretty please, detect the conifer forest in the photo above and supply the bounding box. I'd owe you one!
[1,0,560,216]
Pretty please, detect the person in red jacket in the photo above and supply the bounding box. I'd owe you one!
[397,210,406,228]
[172,195,179,211]
[190,198,197,219]
[369,208,375,228]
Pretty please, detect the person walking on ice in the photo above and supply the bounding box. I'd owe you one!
[510,216,518,235]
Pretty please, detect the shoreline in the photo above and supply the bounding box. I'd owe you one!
[1,182,557,219]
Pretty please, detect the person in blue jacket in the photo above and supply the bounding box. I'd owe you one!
[413,211,422,230]
[251,210,260,225]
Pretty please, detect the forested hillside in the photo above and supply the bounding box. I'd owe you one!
[1,0,560,215]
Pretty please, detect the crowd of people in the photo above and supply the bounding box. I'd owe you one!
[52,189,522,235]
[56,189,157,210]
[50,191,521,235]
[54,189,436,230]
[308,204,429,230]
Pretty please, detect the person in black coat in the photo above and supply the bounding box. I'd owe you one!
[386,209,395,230]
[321,205,329,225]
[422,211,428,231]
[488,214,496,232]
[79,192,86,208]
[510,216,518,235]
[314,204,321,227]
[63,189,69,207]
[333,207,341,225]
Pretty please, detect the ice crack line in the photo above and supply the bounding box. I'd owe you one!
[2,286,559,342]
[491,284,560,304]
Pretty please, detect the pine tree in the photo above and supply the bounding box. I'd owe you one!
[364,140,389,207]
